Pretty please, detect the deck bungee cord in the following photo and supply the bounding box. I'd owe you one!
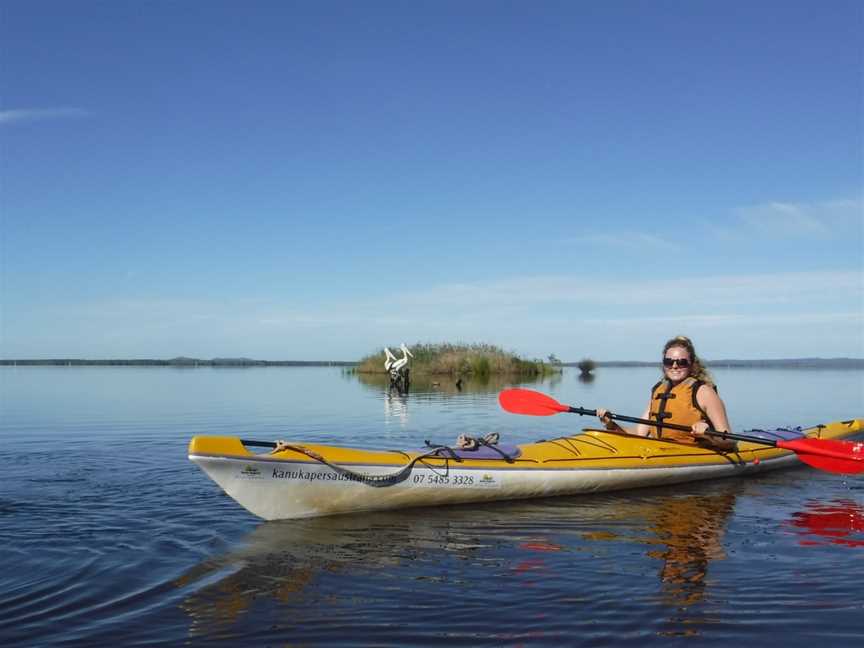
[247,432,516,488]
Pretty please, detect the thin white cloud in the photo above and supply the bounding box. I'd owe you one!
[0,107,90,125]
[21,271,863,325]
[568,197,862,252]
[730,198,862,238]
[570,311,862,327]
[6,270,861,359]
[578,231,683,252]
[391,270,863,310]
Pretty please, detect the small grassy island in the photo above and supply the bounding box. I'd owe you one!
[353,343,561,378]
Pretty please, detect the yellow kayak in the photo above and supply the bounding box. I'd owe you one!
[188,419,863,520]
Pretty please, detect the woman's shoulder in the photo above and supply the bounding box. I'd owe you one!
[695,380,722,400]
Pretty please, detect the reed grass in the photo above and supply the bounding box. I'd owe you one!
[353,342,559,377]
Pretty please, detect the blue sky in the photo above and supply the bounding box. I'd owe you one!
[1,0,862,361]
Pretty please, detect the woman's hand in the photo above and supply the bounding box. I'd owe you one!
[596,408,616,430]
[691,420,736,451]
[690,420,710,438]
[596,407,609,425]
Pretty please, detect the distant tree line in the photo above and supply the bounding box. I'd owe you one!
[563,358,864,369]
[0,358,357,367]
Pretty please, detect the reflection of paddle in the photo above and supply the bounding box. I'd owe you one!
[498,388,864,475]
[787,499,864,547]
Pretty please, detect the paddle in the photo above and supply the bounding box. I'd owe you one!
[498,388,864,475]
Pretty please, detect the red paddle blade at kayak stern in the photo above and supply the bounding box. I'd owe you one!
[498,388,569,416]
[778,438,864,475]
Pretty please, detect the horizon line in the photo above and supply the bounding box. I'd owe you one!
[1,357,862,367]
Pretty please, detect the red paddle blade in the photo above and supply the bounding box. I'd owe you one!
[778,438,864,475]
[793,453,864,475]
[498,388,568,416]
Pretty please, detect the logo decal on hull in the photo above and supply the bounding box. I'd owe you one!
[237,464,263,479]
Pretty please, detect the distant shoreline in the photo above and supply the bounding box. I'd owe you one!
[0,358,356,367]
[1,357,862,368]
[580,358,864,369]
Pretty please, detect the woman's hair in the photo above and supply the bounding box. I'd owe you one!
[662,335,714,384]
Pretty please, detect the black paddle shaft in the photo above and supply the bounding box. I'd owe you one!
[567,406,780,448]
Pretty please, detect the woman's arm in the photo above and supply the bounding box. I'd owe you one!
[693,385,736,450]
[633,404,653,437]
[597,404,653,437]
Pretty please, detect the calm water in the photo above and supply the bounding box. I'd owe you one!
[1,366,863,646]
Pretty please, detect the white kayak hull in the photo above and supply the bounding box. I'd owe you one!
[188,427,847,521]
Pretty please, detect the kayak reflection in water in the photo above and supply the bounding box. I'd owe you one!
[646,492,737,609]
[597,335,736,451]
[174,493,738,638]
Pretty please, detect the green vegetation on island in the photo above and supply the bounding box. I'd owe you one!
[352,343,561,378]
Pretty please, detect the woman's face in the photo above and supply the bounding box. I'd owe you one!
[663,345,692,383]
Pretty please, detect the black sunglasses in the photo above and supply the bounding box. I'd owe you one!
[663,357,691,368]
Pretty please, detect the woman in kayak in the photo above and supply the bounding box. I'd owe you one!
[597,335,736,450]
